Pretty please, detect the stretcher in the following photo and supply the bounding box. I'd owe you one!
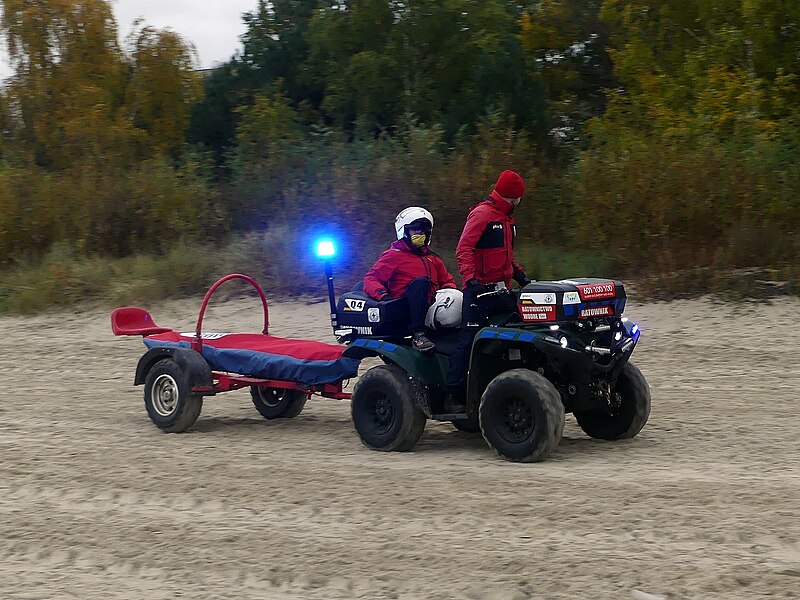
[111,274,359,431]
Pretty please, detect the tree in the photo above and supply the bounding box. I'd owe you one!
[598,0,800,132]
[189,0,323,161]
[0,0,219,261]
[518,0,615,147]
[304,0,543,137]
[125,22,203,158]
[1,0,129,168]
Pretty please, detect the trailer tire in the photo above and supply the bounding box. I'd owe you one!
[574,362,650,440]
[479,369,564,462]
[351,365,426,452]
[144,358,203,432]
[250,387,308,420]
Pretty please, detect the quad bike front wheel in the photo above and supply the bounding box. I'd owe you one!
[250,387,308,419]
[479,369,565,462]
[574,362,651,440]
[351,365,427,452]
[144,358,203,432]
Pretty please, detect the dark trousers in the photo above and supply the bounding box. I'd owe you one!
[445,285,517,389]
[402,277,433,333]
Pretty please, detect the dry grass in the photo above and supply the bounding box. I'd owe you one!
[1,231,794,315]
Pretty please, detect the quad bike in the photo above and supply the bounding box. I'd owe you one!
[326,246,650,463]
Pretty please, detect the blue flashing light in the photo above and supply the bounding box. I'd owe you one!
[316,240,336,258]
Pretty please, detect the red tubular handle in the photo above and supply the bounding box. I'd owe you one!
[193,274,269,352]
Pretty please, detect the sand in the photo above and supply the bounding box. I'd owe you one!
[1,295,799,599]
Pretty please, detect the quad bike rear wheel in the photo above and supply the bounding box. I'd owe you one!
[250,387,308,419]
[351,365,426,452]
[144,358,203,432]
[479,369,565,462]
[574,362,651,440]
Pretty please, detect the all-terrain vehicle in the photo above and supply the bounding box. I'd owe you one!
[327,249,650,462]
[112,243,649,464]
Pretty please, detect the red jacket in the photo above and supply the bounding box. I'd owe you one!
[364,239,457,301]
[455,191,523,287]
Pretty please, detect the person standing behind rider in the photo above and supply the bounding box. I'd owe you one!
[444,170,531,410]
[364,207,457,352]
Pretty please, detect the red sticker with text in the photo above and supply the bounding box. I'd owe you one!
[579,305,613,318]
[519,304,556,322]
[577,282,616,301]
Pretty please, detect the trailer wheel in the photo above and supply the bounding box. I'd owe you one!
[451,419,481,434]
[250,387,308,420]
[144,359,203,432]
[575,362,651,440]
[479,369,564,462]
[351,365,426,452]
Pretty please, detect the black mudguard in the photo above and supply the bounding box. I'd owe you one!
[134,346,214,390]
[342,339,449,385]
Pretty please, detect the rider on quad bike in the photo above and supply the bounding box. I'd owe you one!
[445,169,531,411]
[363,207,458,352]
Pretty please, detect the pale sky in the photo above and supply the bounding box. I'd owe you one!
[0,0,259,80]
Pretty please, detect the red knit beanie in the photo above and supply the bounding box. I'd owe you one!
[494,170,525,198]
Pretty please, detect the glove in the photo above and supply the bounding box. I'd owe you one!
[513,269,531,286]
[466,278,481,289]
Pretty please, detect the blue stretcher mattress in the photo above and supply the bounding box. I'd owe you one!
[143,331,359,386]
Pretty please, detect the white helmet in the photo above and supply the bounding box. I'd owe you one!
[425,288,464,329]
[394,206,434,240]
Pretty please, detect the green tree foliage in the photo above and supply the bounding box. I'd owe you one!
[189,0,322,161]
[200,0,800,288]
[239,0,321,101]
[0,0,221,264]
[519,0,615,148]
[229,85,305,227]
[187,62,246,168]
[559,0,800,273]
[599,0,800,132]
[191,0,547,157]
